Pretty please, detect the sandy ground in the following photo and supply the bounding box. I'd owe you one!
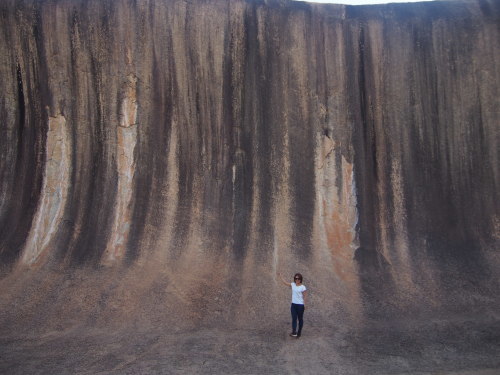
[1,316,499,375]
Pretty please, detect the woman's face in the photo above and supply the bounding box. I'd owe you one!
[294,276,302,284]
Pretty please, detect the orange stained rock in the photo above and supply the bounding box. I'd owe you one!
[323,160,357,284]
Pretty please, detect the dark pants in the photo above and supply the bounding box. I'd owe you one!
[291,303,305,335]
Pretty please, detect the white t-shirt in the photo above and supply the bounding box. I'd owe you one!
[291,283,307,305]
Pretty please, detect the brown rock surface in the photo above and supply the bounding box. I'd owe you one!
[0,0,498,373]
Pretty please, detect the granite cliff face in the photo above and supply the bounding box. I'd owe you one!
[0,0,498,335]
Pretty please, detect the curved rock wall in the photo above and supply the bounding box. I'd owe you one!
[0,0,498,330]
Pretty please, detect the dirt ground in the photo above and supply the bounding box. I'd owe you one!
[1,315,499,375]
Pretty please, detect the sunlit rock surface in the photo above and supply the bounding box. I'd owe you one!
[0,0,498,373]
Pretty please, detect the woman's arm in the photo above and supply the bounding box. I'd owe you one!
[302,290,307,307]
[277,272,291,287]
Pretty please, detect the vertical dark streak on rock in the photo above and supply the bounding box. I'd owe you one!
[228,4,254,261]
[352,22,379,259]
[350,18,396,316]
[206,13,231,249]
[472,90,497,250]
[16,65,26,142]
[16,64,26,158]
[288,7,315,259]
[0,5,11,222]
[127,49,172,262]
[219,11,235,250]
[69,2,116,266]
[70,53,105,265]
[335,148,343,204]
[63,8,91,265]
[405,20,441,260]
[248,4,273,262]
[0,3,46,266]
[317,16,328,111]
[0,94,9,207]
[125,4,160,262]
[0,64,28,265]
[169,7,196,261]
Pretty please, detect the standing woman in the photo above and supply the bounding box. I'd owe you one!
[278,272,307,337]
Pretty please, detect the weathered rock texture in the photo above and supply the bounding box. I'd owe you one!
[0,0,498,350]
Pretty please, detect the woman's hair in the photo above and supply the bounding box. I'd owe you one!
[294,273,303,282]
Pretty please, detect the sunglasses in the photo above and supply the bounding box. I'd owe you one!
[294,277,301,280]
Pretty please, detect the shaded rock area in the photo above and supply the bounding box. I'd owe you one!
[0,0,498,373]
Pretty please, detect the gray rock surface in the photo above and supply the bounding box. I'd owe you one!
[0,0,498,373]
